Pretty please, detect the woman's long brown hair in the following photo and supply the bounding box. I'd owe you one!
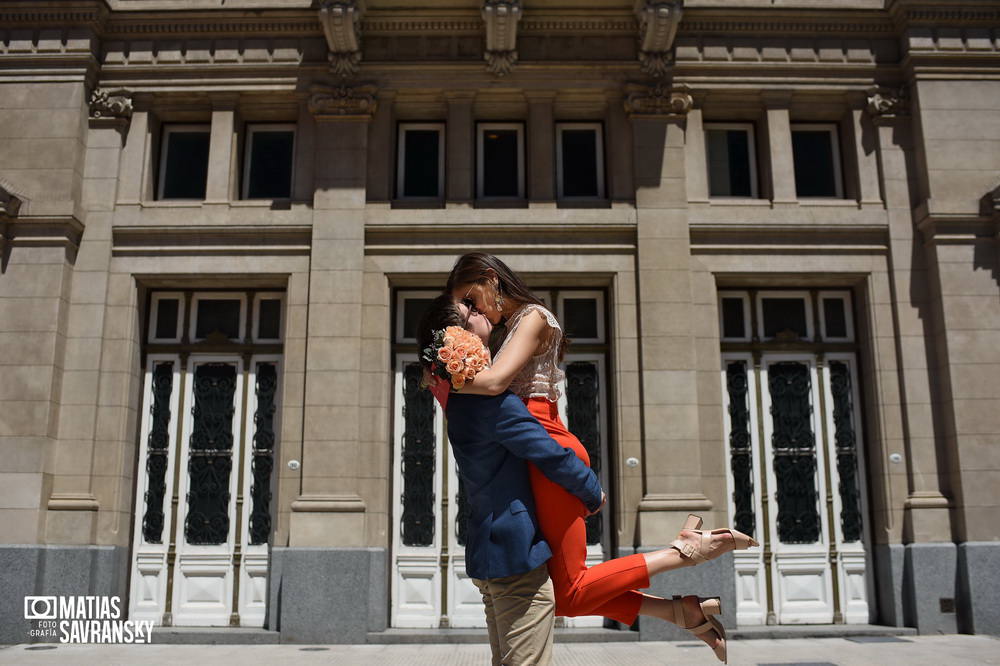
[445,252,569,360]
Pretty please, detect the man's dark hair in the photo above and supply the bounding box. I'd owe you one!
[415,293,463,368]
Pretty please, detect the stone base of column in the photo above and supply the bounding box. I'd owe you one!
[289,494,367,547]
[635,549,736,641]
[0,544,129,645]
[873,543,906,626]
[902,542,958,634]
[957,542,1000,636]
[269,546,387,643]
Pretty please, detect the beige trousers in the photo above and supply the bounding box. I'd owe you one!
[470,563,555,666]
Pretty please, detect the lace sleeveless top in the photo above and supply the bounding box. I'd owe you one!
[494,303,564,401]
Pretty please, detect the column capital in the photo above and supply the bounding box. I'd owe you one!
[443,90,477,103]
[761,90,793,109]
[88,87,133,131]
[624,82,692,120]
[866,85,909,125]
[308,83,379,121]
[523,89,557,103]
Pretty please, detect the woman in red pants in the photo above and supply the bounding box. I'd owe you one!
[445,253,757,663]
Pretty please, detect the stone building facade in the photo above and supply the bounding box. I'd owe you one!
[1,0,998,645]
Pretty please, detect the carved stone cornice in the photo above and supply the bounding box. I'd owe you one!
[482,0,522,77]
[308,83,378,120]
[89,88,132,122]
[319,0,365,79]
[865,85,907,123]
[624,83,693,119]
[635,0,683,78]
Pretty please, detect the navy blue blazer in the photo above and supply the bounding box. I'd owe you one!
[445,391,603,580]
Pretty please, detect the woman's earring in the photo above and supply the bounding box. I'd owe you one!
[494,281,504,310]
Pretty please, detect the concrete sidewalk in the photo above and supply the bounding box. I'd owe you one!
[2,635,998,665]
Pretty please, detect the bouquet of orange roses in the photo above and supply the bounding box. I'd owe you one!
[421,325,491,390]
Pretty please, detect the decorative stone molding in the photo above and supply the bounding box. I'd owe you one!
[624,83,693,119]
[89,88,133,121]
[308,83,378,120]
[866,85,907,122]
[319,0,365,78]
[635,0,683,78]
[482,0,522,77]
[0,181,23,219]
[290,494,367,513]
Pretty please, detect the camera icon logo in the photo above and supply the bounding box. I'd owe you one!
[24,596,57,620]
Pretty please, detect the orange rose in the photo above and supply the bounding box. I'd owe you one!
[446,359,463,374]
[451,373,466,389]
[437,347,454,362]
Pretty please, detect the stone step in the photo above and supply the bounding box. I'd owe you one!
[366,627,639,644]
[149,627,280,645]
[730,624,918,640]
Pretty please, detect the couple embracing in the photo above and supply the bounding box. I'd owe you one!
[416,253,757,665]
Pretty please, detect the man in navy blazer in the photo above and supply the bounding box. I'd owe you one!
[445,390,604,665]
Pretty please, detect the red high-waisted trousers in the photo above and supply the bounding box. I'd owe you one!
[523,396,650,625]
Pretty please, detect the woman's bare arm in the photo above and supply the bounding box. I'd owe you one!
[457,309,551,396]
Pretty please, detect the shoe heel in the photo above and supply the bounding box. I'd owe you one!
[699,597,722,616]
[683,513,703,530]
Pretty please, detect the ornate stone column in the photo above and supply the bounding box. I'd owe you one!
[289,83,378,548]
[45,89,134,544]
[626,84,711,539]
[626,82,735,640]
[763,92,797,205]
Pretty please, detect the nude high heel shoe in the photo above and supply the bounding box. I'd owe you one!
[670,513,759,566]
[673,595,727,664]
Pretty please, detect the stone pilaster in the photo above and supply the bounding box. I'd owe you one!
[526,91,555,204]
[626,84,712,545]
[45,95,134,544]
[445,91,475,205]
[763,93,796,205]
[289,83,375,547]
[868,89,952,544]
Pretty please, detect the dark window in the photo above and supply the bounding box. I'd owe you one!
[792,128,839,197]
[195,299,242,339]
[245,129,294,199]
[762,298,808,339]
[258,299,282,339]
[721,297,746,339]
[160,128,210,199]
[823,298,848,338]
[706,128,754,197]
[482,128,520,197]
[560,129,600,197]
[154,298,180,339]
[403,298,435,341]
[563,298,599,339]
[401,129,441,198]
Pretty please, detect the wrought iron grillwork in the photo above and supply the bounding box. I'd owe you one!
[768,362,821,544]
[726,361,756,538]
[829,361,863,542]
[455,476,469,547]
[184,363,237,545]
[401,363,436,547]
[249,362,277,546]
[142,361,173,544]
[566,362,602,545]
